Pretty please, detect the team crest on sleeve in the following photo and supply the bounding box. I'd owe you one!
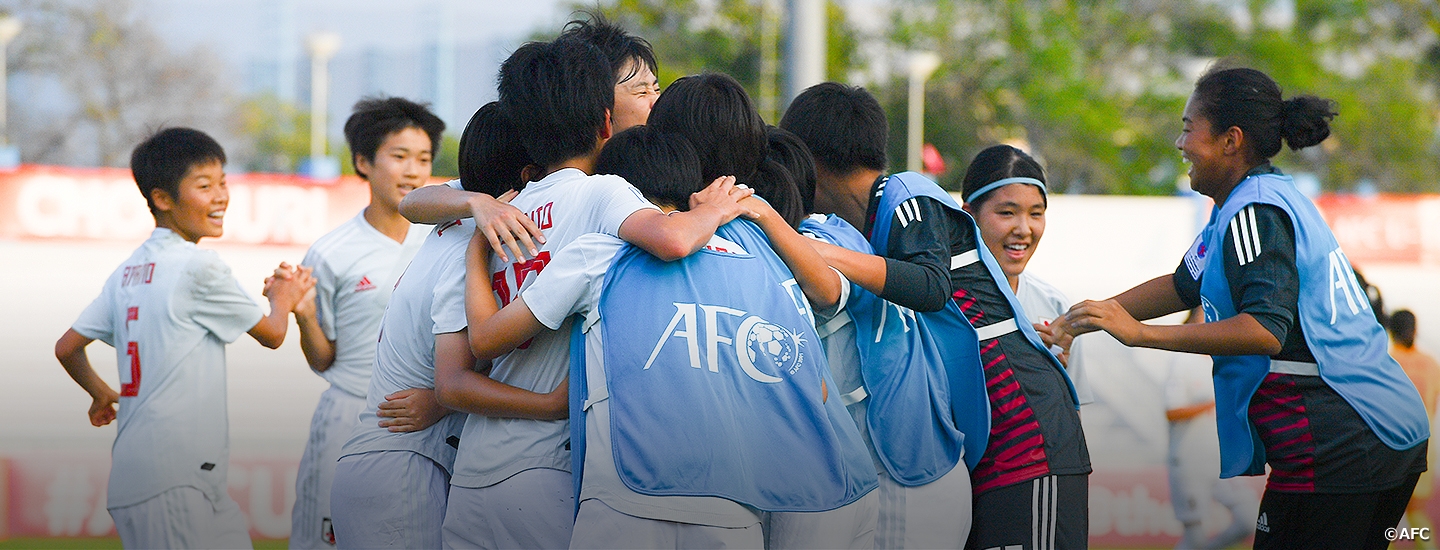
[1183,235,1206,280]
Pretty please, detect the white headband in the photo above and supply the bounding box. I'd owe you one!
[964,176,1047,204]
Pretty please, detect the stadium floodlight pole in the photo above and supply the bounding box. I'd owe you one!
[307,32,341,165]
[906,51,941,173]
[0,15,22,148]
[784,0,825,105]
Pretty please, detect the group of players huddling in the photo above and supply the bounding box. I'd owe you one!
[55,13,1427,550]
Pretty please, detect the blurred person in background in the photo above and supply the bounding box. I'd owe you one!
[1392,309,1440,549]
[1164,308,1259,550]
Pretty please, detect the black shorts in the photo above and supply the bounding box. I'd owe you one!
[966,474,1088,550]
[1253,474,1419,550]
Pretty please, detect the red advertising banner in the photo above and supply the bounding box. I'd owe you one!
[1314,194,1440,266]
[0,165,436,246]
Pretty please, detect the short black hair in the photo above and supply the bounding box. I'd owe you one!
[648,73,766,184]
[751,158,806,228]
[130,127,226,215]
[1192,66,1337,162]
[779,82,888,175]
[765,126,819,214]
[960,144,1047,208]
[1390,309,1417,349]
[458,102,533,197]
[498,38,614,168]
[594,125,702,210]
[343,96,446,180]
[559,12,657,86]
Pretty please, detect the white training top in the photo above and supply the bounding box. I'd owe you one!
[71,228,264,508]
[300,211,428,397]
[525,233,761,528]
[338,219,470,472]
[449,168,658,489]
[1014,272,1095,406]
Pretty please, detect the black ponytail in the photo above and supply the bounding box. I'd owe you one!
[1281,95,1338,151]
[1193,66,1337,161]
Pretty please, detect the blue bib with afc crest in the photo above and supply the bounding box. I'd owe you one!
[586,219,877,512]
[801,214,965,484]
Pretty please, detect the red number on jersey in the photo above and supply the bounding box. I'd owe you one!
[490,251,552,349]
[490,251,552,307]
[122,342,141,397]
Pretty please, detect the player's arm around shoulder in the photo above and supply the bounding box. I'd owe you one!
[743,196,841,310]
[429,328,567,421]
[618,175,754,261]
[402,184,544,264]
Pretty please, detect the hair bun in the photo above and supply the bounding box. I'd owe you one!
[1281,95,1338,151]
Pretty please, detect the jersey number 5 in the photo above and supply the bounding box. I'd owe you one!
[122,341,142,397]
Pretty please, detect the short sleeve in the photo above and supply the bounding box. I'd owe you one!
[588,176,660,236]
[813,267,850,322]
[1223,204,1300,347]
[301,248,339,341]
[72,278,117,346]
[1172,257,1202,309]
[187,252,264,343]
[431,246,469,335]
[523,235,624,330]
[445,179,464,190]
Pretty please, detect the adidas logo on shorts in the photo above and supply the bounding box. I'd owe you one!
[1256,512,1271,533]
[355,276,376,292]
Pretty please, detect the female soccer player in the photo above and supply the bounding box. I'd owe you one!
[1055,66,1429,550]
[960,144,1093,404]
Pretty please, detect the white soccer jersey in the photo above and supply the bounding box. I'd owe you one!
[337,219,471,472]
[300,211,427,397]
[524,233,760,528]
[70,228,264,508]
[1014,272,1095,406]
[448,168,657,489]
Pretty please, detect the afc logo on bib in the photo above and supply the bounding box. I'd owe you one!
[1325,247,1369,325]
[642,302,809,384]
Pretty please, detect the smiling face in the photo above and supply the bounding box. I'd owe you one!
[1176,94,1239,200]
[153,159,228,243]
[612,58,659,133]
[970,183,1047,288]
[357,126,434,214]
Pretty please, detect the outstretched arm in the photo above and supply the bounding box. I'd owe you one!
[1057,298,1280,356]
[744,197,840,309]
[54,329,119,427]
[1108,274,1192,322]
[617,176,754,261]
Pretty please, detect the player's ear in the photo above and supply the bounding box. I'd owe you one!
[1222,125,1245,157]
[961,201,974,215]
[354,154,372,180]
[599,110,613,140]
[150,188,176,212]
